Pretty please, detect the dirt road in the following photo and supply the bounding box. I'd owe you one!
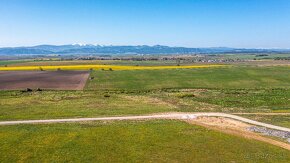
[0,112,289,132]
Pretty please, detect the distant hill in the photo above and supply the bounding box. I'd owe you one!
[0,44,289,55]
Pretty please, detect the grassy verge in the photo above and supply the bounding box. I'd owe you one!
[173,89,290,113]
[1,88,289,120]
[0,91,175,121]
[240,115,290,128]
[0,120,289,162]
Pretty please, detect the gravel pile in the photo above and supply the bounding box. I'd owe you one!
[248,126,290,141]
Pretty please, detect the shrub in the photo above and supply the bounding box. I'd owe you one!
[21,88,33,93]
[177,93,195,98]
[104,94,110,98]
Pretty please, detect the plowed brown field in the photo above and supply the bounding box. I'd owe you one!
[0,71,89,90]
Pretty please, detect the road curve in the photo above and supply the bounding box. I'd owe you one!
[0,112,290,132]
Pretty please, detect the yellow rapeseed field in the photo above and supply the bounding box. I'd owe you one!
[0,64,227,71]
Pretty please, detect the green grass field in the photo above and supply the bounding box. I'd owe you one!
[0,91,176,121]
[179,89,290,112]
[1,66,289,121]
[1,120,289,163]
[219,53,290,60]
[1,89,289,121]
[0,60,32,66]
[87,66,290,90]
[1,64,290,162]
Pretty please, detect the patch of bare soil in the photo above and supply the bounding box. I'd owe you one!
[179,89,209,94]
[0,71,89,90]
[187,117,290,151]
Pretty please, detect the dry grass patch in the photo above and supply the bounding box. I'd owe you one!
[121,95,178,109]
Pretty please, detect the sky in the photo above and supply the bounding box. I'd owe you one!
[0,0,290,48]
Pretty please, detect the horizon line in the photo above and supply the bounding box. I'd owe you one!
[0,44,289,50]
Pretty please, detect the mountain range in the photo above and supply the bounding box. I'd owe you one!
[0,44,289,55]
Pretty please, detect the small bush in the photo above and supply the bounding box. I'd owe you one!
[109,68,113,71]
[21,88,33,93]
[177,93,195,98]
[104,94,110,98]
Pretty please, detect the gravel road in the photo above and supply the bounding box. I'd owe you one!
[0,112,289,132]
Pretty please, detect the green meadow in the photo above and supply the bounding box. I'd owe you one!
[1,66,290,120]
[0,63,290,162]
[87,66,290,90]
[1,120,289,163]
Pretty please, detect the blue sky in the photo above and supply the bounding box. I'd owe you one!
[0,0,290,48]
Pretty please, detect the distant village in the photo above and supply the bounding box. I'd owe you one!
[70,54,245,63]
